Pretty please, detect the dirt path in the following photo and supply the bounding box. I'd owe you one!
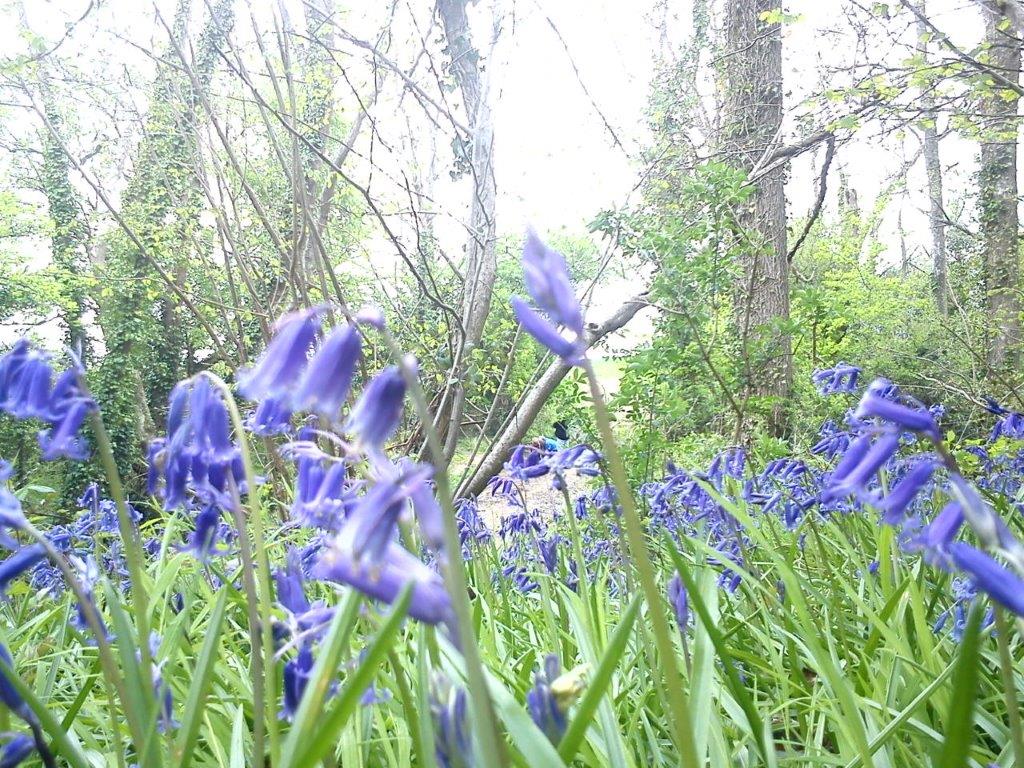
[474,472,591,530]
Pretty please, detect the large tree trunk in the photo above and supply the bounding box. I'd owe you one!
[979,0,1022,372]
[721,0,792,434]
[916,0,949,315]
[437,0,499,462]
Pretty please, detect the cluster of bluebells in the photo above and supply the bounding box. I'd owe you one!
[0,340,95,462]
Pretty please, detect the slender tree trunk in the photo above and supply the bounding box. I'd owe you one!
[721,0,791,434]
[916,1,949,315]
[979,0,1022,372]
[437,0,499,462]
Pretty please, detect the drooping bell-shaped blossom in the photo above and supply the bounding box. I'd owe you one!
[811,362,861,396]
[949,543,1024,617]
[280,644,315,721]
[811,420,852,461]
[0,545,46,596]
[875,459,937,525]
[822,433,900,502]
[854,378,940,441]
[527,655,582,745]
[0,643,32,722]
[237,307,322,403]
[429,675,472,768]
[505,445,549,481]
[0,343,52,421]
[346,365,407,451]
[143,634,179,733]
[0,462,26,535]
[668,572,689,633]
[0,733,34,767]
[511,230,587,364]
[178,504,232,562]
[289,459,357,531]
[292,324,361,420]
[314,539,453,625]
[246,394,293,437]
[37,398,91,461]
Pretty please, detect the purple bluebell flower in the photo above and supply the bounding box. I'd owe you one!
[949,543,1024,616]
[505,445,549,481]
[360,683,392,706]
[347,365,407,450]
[511,231,587,364]
[246,395,293,437]
[854,378,940,440]
[0,733,34,767]
[526,655,571,744]
[667,572,689,633]
[237,307,322,403]
[293,324,361,420]
[430,675,472,768]
[37,398,91,461]
[0,462,26,534]
[314,540,452,625]
[811,420,852,461]
[0,644,31,721]
[521,230,584,333]
[811,362,861,395]
[823,433,900,501]
[875,459,936,525]
[0,343,52,421]
[0,546,46,595]
[280,645,315,721]
[988,405,1024,442]
[145,634,179,732]
[178,505,231,562]
[538,537,559,574]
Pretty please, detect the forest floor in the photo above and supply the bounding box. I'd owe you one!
[475,471,591,530]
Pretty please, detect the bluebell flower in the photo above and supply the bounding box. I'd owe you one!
[667,572,689,633]
[360,683,392,706]
[0,462,26,534]
[511,231,587,364]
[0,733,34,767]
[0,343,53,420]
[237,307,322,403]
[854,378,940,440]
[346,365,407,450]
[293,324,361,420]
[178,504,232,562]
[280,645,315,721]
[0,644,31,721]
[537,537,559,574]
[145,634,179,732]
[949,543,1024,617]
[0,546,46,596]
[527,655,579,744]
[521,230,584,333]
[246,395,293,436]
[811,362,861,395]
[822,433,900,501]
[811,420,852,461]
[37,398,91,461]
[505,445,549,481]
[875,459,936,525]
[314,539,452,625]
[430,675,472,768]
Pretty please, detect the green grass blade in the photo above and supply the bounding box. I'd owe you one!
[174,586,229,768]
[558,594,641,762]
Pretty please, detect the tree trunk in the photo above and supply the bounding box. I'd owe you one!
[979,0,1022,372]
[916,1,949,315]
[437,0,499,462]
[721,0,792,434]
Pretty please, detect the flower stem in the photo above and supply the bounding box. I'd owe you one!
[582,360,698,768]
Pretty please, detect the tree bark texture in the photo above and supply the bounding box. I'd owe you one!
[979,0,1022,372]
[437,0,499,461]
[721,0,792,433]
